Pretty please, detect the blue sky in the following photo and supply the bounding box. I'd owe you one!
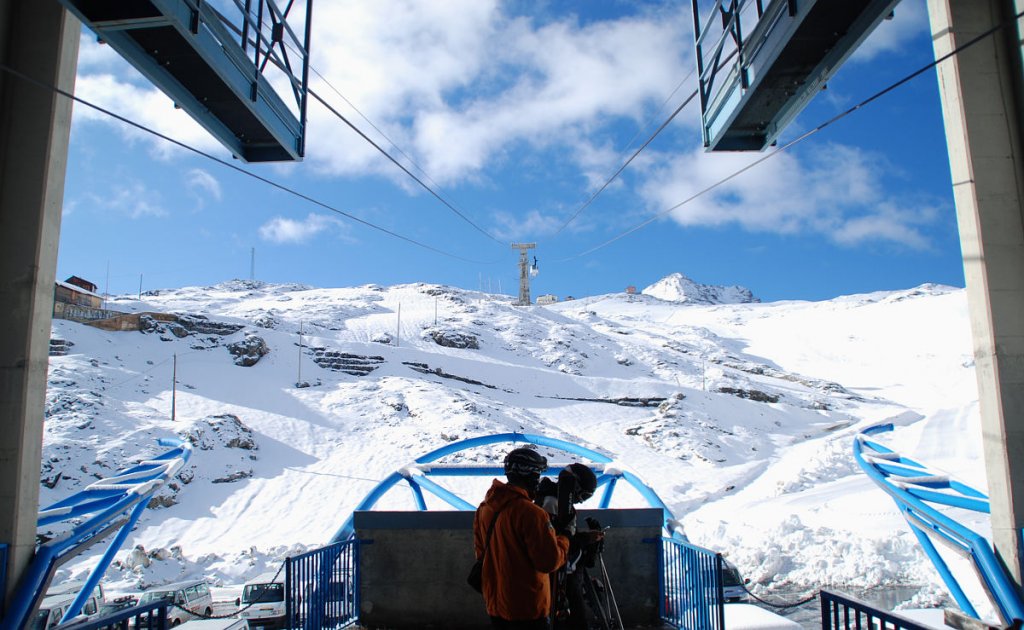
[56,0,960,303]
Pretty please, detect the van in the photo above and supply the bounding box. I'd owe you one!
[32,591,101,630]
[134,579,213,626]
[237,572,286,630]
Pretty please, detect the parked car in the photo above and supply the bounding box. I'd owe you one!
[722,562,749,603]
[133,579,213,627]
[237,572,286,630]
[98,595,138,616]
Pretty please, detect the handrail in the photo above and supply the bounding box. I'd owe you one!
[0,439,191,630]
[821,590,933,630]
[854,424,1024,627]
[329,432,686,543]
[53,601,170,630]
[661,537,725,630]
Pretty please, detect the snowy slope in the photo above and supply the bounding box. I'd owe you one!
[42,277,980,611]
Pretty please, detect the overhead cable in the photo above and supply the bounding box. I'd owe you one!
[553,72,699,236]
[309,87,505,245]
[551,49,738,237]
[558,10,1023,261]
[0,61,498,265]
[194,6,504,247]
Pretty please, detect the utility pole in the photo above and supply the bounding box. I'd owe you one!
[103,260,109,309]
[138,273,143,300]
[396,302,401,347]
[511,243,536,306]
[171,353,177,421]
[297,321,303,386]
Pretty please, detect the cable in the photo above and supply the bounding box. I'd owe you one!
[551,47,738,238]
[0,62,499,265]
[309,65,452,204]
[211,6,501,247]
[553,81,699,236]
[308,88,504,244]
[741,583,817,609]
[558,8,1024,262]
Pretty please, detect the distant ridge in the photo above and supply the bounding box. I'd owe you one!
[641,272,758,305]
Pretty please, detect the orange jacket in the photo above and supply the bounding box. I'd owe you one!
[473,479,570,621]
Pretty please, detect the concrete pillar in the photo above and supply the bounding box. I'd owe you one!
[0,0,79,607]
[928,0,1024,586]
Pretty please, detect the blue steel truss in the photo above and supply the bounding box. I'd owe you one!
[854,424,1024,627]
[329,432,686,543]
[57,0,312,162]
[0,438,192,630]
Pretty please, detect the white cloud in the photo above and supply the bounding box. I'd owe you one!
[72,3,691,184]
[105,181,167,219]
[637,142,939,249]
[258,213,347,244]
[852,0,929,62]
[73,72,223,160]
[186,169,222,204]
[492,209,568,241]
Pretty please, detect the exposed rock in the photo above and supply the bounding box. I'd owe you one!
[426,328,479,349]
[180,413,258,451]
[49,338,74,357]
[643,272,758,305]
[212,469,253,484]
[227,334,269,367]
[311,347,384,375]
[717,386,780,403]
[371,332,393,345]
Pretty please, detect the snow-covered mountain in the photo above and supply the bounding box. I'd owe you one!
[43,278,981,614]
[642,272,759,304]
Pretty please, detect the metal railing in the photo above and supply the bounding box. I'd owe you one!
[53,601,169,630]
[821,590,933,630]
[855,424,1024,626]
[661,537,725,630]
[0,543,6,620]
[286,539,359,629]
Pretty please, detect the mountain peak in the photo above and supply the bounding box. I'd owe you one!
[641,272,759,305]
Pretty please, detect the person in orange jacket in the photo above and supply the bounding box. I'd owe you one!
[474,447,571,629]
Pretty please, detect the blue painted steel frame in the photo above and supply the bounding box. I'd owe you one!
[661,537,725,630]
[330,432,685,543]
[286,539,359,630]
[0,439,192,630]
[821,590,933,630]
[854,424,1024,626]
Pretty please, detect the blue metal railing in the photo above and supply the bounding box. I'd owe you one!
[661,537,725,630]
[0,543,6,620]
[53,601,169,630]
[821,590,933,630]
[286,539,359,629]
[0,439,191,630]
[330,432,687,543]
[855,424,1024,627]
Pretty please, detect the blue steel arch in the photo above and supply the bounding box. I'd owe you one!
[330,432,685,543]
[855,424,1024,627]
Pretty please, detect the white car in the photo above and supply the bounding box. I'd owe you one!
[134,580,213,626]
[237,572,286,630]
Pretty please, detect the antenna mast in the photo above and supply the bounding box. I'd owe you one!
[511,243,536,306]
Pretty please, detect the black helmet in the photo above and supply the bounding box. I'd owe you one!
[504,447,548,477]
[566,463,597,502]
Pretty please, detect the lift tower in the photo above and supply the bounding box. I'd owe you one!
[511,243,536,306]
